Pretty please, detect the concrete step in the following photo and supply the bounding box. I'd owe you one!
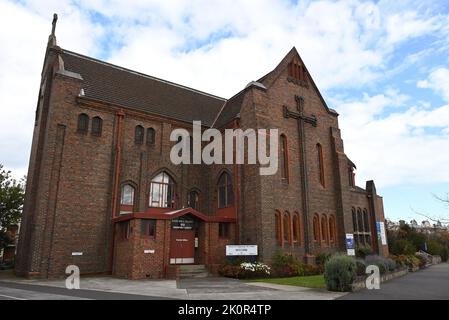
[178,265,210,279]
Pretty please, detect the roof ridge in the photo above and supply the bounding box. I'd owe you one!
[60,48,228,102]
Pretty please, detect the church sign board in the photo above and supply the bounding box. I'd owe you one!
[345,234,355,256]
[226,245,258,256]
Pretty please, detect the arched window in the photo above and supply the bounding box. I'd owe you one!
[147,128,155,145]
[280,135,289,181]
[317,143,325,187]
[135,125,144,145]
[313,215,320,242]
[218,172,234,208]
[77,113,89,133]
[329,215,336,244]
[275,211,281,244]
[357,208,364,233]
[363,209,370,232]
[321,215,328,243]
[352,207,357,232]
[149,172,174,208]
[288,59,301,81]
[283,213,290,243]
[293,213,300,243]
[121,184,135,205]
[92,116,103,136]
[188,190,200,210]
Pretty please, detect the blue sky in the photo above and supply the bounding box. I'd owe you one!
[1,0,449,223]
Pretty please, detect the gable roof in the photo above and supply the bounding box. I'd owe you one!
[211,47,338,128]
[59,49,226,126]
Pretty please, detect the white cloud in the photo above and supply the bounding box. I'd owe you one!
[0,0,448,190]
[417,68,449,102]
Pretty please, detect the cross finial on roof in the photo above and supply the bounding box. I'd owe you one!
[51,13,58,36]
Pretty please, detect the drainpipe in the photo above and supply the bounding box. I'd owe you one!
[109,109,125,273]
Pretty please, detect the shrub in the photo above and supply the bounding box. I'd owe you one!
[391,239,417,255]
[315,252,332,266]
[219,262,271,279]
[414,253,427,268]
[272,252,301,277]
[364,255,396,274]
[356,245,373,259]
[324,255,357,292]
[355,258,366,276]
[303,264,323,276]
[393,254,420,269]
[427,240,449,262]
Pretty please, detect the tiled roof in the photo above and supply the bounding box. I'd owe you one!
[61,49,226,126]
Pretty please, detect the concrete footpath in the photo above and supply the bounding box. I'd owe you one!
[0,272,346,300]
[339,262,449,300]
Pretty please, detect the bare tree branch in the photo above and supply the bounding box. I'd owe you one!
[411,207,449,225]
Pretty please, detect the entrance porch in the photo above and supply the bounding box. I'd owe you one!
[112,208,236,279]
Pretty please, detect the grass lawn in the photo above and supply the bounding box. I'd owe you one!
[250,275,326,289]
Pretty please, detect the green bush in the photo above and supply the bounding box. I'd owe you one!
[303,264,323,276]
[391,239,417,255]
[356,245,373,259]
[355,258,366,276]
[324,255,357,292]
[427,240,449,262]
[315,252,332,266]
[272,252,301,277]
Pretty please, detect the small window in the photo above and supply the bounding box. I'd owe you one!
[313,215,320,242]
[141,220,156,238]
[352,207,357,232]
[149,172,174,208]
[363,209,370,232]
[121,184,135,205]
[218,172,233,208]
[91,116,103,136]
[317,143,325,187]
[219,223,230,238]
[121,221,131,240]
[135,125,144,145]
[77,113,89,134]
[280,135,289,181]
[293,214,299,242]
[321,215,328,242]
[188,190,200,210]
[283,214,290,243]
[147,128,155,145]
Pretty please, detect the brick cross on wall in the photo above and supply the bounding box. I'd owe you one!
[282,95,317,257]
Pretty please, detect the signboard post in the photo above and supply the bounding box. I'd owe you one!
[376,222,387,245]
[346,234,355,256]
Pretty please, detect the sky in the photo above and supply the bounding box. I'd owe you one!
[0,0,449,223]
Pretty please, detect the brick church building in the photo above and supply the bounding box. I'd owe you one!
[15,15,388,279]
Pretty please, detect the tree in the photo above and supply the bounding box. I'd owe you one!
[0,164,25,250]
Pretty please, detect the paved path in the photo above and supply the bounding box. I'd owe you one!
[0,280,173,300]
[0,274,345,300]
[339,263,449,300]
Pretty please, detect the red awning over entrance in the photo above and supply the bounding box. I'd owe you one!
[112,207,236,223]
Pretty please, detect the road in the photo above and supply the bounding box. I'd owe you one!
[0,280,174,300]
[339,262,449,300]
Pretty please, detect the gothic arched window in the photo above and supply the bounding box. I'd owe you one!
[280,135,289,181]
[135,125,144,145]
[92,116,103,136]
[147,127,155,145]
[218,172,234,208]
[317,143,325,187]
[77,113,89,134]
[188,190,200,210]
[121,184,135,206]
[149,172,174,208]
